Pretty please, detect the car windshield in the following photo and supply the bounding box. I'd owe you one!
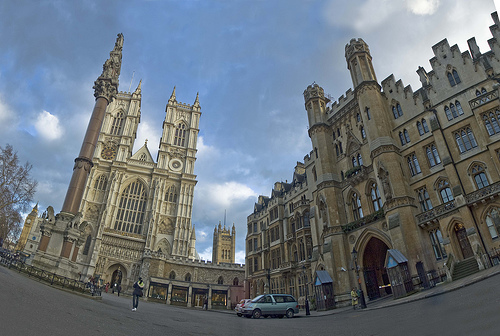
[251,295,264,303]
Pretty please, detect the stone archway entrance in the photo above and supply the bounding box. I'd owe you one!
[454,223,473,259]
[362,237,392,300]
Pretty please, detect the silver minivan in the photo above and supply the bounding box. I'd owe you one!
[242,294,299,318]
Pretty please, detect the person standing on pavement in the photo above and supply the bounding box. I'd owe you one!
[351,288,358,310]
[132,277,145,311]
[203,296,208,310]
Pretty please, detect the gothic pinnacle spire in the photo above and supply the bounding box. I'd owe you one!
[193,92,200,108]
[169,86,177,103]
[134,79,142,93]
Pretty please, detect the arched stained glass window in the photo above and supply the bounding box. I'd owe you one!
[114,180,147,234]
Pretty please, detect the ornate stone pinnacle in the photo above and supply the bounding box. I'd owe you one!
[93,33,124,102]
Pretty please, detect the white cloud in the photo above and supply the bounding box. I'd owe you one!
[198,246,212,262]
[0,96,13,124]
[196,135,220,160]
[134,120,161,159]
[235,250,246,265]
[34,111,63,141]
[407,0,440,15]
[197,181,258,208]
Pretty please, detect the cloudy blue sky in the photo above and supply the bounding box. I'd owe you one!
[0,0,497,263]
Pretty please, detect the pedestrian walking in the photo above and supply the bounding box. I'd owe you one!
[203,296,208,310]
[132,277,145,311]
[351,288,359,310]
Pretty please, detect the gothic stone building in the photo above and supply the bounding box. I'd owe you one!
[29,36,244,309]
[246,12,500,308]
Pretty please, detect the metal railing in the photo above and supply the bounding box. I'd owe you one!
[0,249,101,296]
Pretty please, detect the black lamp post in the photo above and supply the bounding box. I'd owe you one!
[302,266,311,315]
[351,248,367,309]
[266,268,271,294]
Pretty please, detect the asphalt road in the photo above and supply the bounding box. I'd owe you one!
[1,266,498,336]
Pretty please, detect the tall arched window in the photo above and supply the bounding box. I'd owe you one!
[233,277,239,286]
[429,229,447,260]
[370,183,382,212]
[361,126,366,139]
[166,185,178,203]
[185,273,192,282]
[83,234,92,255]
[471,164,489,189]
[299,239,306,261]
[407,154,421,176]
[455,101,464,115]
[455,127,477,153]
[482,110,500,136]
[174,123,187,146]
[422,119,429,133]
[447,69,461,86]
[404,129,410,143]
[114,180,147,234]
[169,271,176,279]
[351,192,363,220]
[111,112,125,135]
[437,179,454,203]
[417,187,432,212]
[357,154,363,166]
[445,106,453,121]
[485,208,500,239]
[426,144,441,167]
[417,121,424,136]
[399,132,406,145]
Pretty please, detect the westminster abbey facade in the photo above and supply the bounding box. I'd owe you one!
[247,12,500,308]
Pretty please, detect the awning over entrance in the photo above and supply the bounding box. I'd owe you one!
[314,270,333,285]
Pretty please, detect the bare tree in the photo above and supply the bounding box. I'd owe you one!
[0,144,37,244]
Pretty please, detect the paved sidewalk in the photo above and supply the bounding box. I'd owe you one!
[211,264,500,318]
[308,263,500,317]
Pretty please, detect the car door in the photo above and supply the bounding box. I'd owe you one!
[272,295,286,314]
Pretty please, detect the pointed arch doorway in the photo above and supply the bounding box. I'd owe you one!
[362,237,392,300]
[454,223,473,259]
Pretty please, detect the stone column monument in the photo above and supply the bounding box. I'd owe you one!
[33,34,124,278]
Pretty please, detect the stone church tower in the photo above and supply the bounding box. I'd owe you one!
[15,203,38,252]
[212,222,235,264]
[77,81,201,287]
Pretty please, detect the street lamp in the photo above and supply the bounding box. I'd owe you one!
[351,248,367,309]
[266,268,271,294]
[302,266,311,315]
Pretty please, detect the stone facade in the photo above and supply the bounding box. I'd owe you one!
[26,34,244,308]
[247,12,500,308]
[212,222,236,264]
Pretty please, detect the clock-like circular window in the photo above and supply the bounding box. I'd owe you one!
[101,144,117,160]
[169,159,183,171]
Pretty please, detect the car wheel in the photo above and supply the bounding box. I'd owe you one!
[252,309,262,319]
[285,309,294,318]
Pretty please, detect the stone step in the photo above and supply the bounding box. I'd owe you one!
[452,257,479,281]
